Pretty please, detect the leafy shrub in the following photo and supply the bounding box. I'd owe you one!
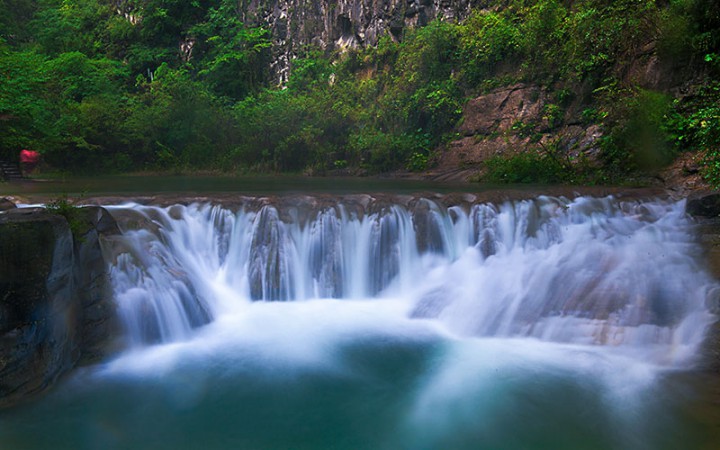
[703,149,720,189]
[599,89,676,175]
[458,10,522,86]
[286,49,334,92]
[46,196,86,238]
[485,152,566,184]
[543,103,563,129]
[407,152,429,172]
[673,82,720,186]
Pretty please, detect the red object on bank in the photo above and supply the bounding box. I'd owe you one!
[19,149,40,175]
[20,149,40,164]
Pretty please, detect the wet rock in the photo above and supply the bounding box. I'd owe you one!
[249,206,289,300]
[0,198,15,212]
[696,221,720,281]
[687,192,720,218]
[686,192,720,280]
[0,206,121,407]
[0,208,76,408]
[431,82,609,182]
[412,198,447,254]
[72,207,122,364]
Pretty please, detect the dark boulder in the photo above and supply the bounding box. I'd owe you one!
[0,198,15,212]
[687,191,720,218]
[687,192,720,280]
[686,193,720,374]
[0,208,77,407]
[0,206,121,407]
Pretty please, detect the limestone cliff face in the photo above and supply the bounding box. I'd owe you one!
[240,0,476,82]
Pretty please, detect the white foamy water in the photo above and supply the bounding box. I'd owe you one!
[105,195,715,366]
[1,195,718,450]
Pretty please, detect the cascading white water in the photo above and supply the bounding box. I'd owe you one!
[3,194,718,450]
[106,195,715,364]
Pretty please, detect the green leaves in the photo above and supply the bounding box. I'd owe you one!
[0,0,717,180]
[458,10,521,85]
[189,0,271,99]
[675,82,720,186]
[0,50,53,157]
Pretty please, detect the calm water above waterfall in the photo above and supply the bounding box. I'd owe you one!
[1,194,718,449]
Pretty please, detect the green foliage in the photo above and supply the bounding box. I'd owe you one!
[190,0,271,99]
[485,151,567,184]
[46,196,85,238]
[287,49,334,92]
[703,149,720,189]
[543,103,563,129]
[0,0,39,44]
[126,66,240,170]
[407,152,430,172]
[581,107,606,124]
[693,106,720,152]
[0,50,54,158]
[379,20,464,138]
[600,89,676,175]
[485,138,595,184]
[0,0,717,181]
[519,0,567,79]
[458,10,522,86]
[668,81,720,186]
[346,129,429,173]
[663,0,720,66]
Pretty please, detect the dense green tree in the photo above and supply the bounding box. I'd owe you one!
[190,0,271,99]
[0,0,39,44]
[0,48,54,160]
[0,0,717,180]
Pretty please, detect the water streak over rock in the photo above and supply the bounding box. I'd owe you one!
[105,195,715,364]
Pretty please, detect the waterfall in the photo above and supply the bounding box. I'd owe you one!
[3,194,719,450]
[105,195,715,363]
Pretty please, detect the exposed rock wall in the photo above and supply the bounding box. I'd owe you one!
[0,208,76,407]
[73,207,122,364]
[685,192,720,373]
[241,0,477,82]
[429,83,604,182]
[0,204,120,407]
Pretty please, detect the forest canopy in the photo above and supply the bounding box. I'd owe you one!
[0,0,718,183]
